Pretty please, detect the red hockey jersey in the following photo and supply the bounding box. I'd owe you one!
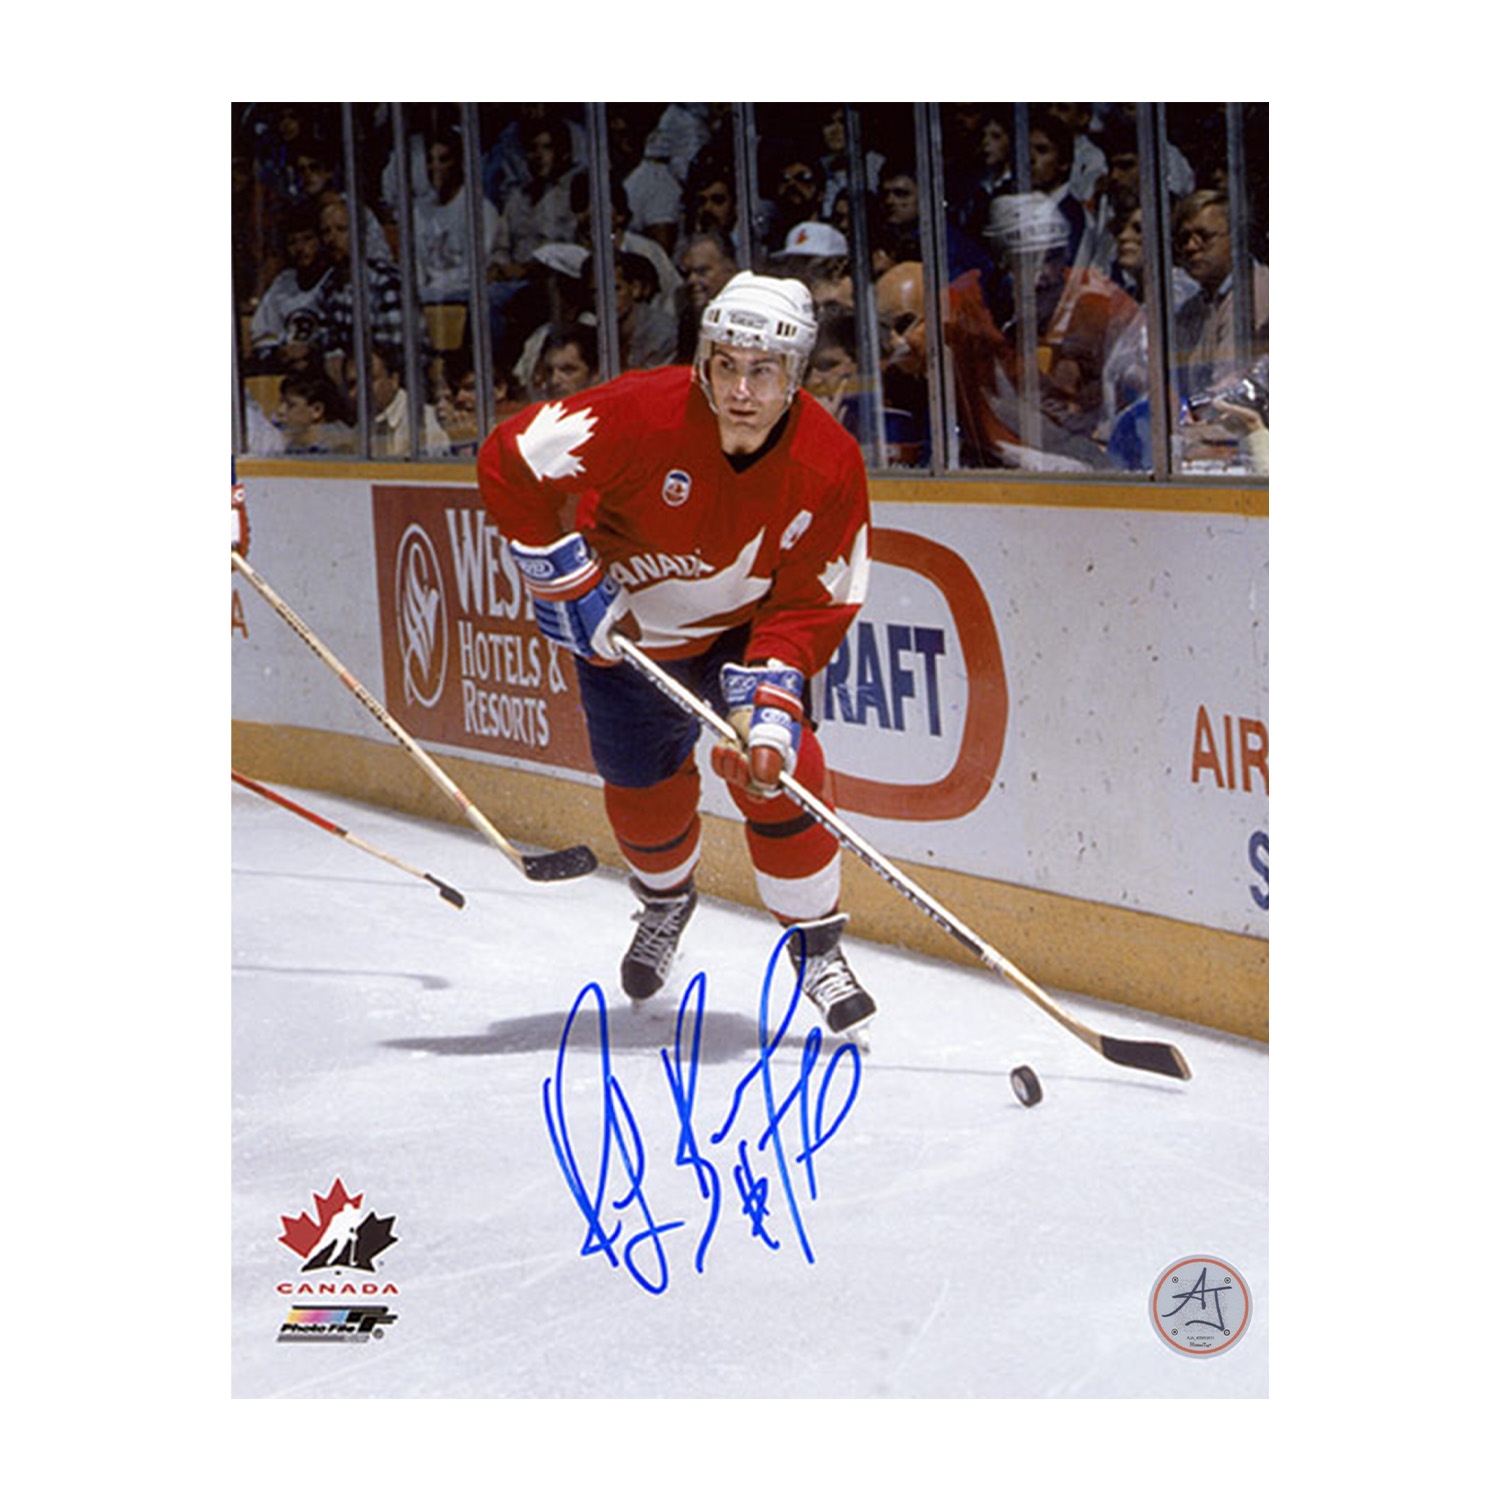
[477,366,870,675]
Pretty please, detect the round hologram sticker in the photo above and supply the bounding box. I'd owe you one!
[1150,1254,1252,1357]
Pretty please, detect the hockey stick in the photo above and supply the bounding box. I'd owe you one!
[614,635,1190,1081]
[232,769,466,908]
[232,550,596,882]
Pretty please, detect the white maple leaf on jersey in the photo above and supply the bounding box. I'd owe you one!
[517,402,597,482]
[631,530,771,652]
[818,522,870,605]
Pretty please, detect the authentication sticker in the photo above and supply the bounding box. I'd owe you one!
[1150,1254,1252,1357]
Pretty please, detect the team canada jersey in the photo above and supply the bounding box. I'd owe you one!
[477,366,870,675]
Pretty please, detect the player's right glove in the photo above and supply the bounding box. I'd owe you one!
[712,662,805,796]
[508,531,629,664]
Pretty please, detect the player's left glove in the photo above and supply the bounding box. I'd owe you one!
[712,662,805,796]
[508,531,630,664]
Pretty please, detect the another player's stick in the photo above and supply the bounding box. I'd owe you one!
[614,635,1190,1081]
[232,550,596,882]
[232,769,466,908]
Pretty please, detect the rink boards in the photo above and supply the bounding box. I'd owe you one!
[231,462,1268,1040]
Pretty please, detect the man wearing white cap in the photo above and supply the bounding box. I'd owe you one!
[771,221,853,311]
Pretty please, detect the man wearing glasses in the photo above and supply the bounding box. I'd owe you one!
[1172,188,1269,398]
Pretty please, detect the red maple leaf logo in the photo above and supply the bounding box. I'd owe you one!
[279,1178,363,1259]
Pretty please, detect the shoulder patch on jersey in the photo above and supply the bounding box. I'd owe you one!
[517,401,597,483]
[779,509,813,551]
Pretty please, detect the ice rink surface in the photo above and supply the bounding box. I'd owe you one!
[232,780,1268,1400]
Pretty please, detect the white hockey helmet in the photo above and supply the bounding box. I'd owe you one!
[695,270,818,409]
[984,191,1070,255]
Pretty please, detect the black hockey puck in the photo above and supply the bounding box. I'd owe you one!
[1010,1064,1043,1108]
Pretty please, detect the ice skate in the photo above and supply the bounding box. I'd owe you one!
[783,913,876,1035]
[620,876,698,1000]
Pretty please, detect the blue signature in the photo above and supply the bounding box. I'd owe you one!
[541,926,864,1295]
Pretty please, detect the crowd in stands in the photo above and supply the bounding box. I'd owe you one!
[233,102,1267,473]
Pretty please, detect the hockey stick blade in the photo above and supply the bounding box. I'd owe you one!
[424,874,467,908]
[233,769,470,909]
[1099,1036,1192,1080]
[521,844,599,882]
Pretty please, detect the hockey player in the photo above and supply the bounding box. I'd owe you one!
[476,271,875,1032]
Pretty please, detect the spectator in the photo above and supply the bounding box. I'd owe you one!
[296,138,393,265]
[872,152,995,282]
[1026,112,1090,267]
[805,302,877,444]
[534,322,599,401]
[345,342,449,458]
[379,103,460,214]
[815,105,884,221]
[1171,188,1269,399]
[875,161,924,267]
[232,139,272,315]
[490,111,580,274]
[1103,195,1199,312]
[481,104,588,220]
[273,370,354,454]
[586,251,676,371]
[1044,103,1108,208]
[412,128,501,306]
[1080,111,1191,274]
[488,111,582,365]
[763,141,827,252]
[769,221,852,311]
[683,150,741,255]
[674,228,738,360]
[1105,195,1146,299]
[952,106,1017,243]
[873,260,933,465]
[435,345,523,451]
[434,346,483,454]
[608,105,683,257]
[509,244,594,395]
[978,192,1139,462]
[249,202,332,370]
[309,194,406,370]
[570,175,681,325]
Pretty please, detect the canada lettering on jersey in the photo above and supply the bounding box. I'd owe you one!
[609,551,716,588]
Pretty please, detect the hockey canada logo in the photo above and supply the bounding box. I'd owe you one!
[1149,1254,1252,1357]
[275,1179,401,1344]
[394,523,449,709]
[279,1178,398,1271]
[662,469,692,507]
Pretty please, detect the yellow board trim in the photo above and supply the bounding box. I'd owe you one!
[232,720,1268,1044]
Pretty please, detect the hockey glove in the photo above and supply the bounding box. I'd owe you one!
[508,532,629,664]
[712,662,805,796]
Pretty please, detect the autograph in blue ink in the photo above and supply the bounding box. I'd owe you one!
[541,926,863,1295]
